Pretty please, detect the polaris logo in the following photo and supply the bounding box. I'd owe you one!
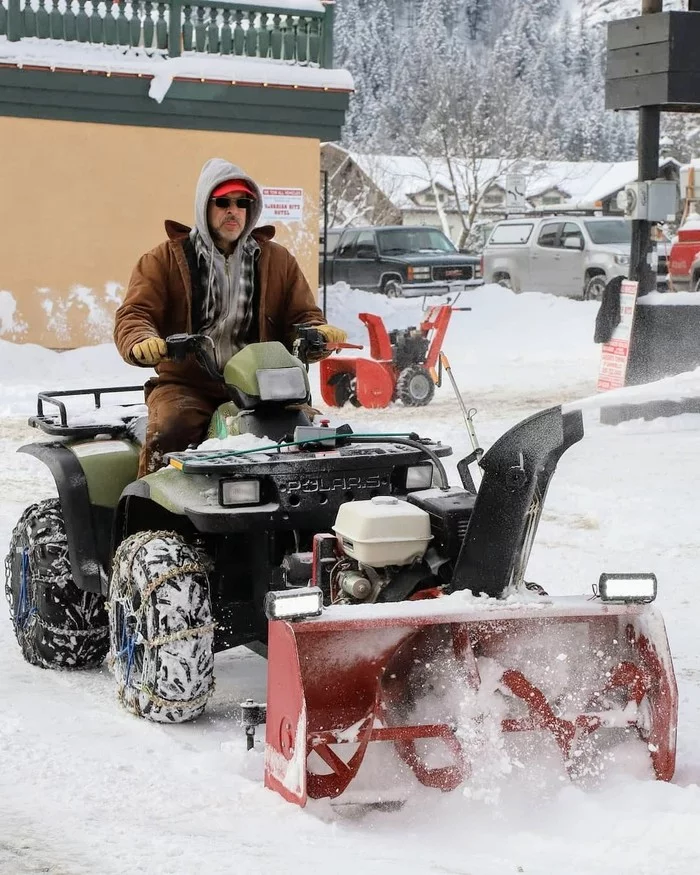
[280,474,385,494]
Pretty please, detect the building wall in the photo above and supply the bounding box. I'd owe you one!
[0,116,320,348]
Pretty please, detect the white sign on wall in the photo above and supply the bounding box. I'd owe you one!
[597,279,639,391]
[260,187,304,223]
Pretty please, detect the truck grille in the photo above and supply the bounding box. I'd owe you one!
[432,265,473,281]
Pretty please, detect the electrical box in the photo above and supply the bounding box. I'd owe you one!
[616,180,679,221]
[606,11,700,111]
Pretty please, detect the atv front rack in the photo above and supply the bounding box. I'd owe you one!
[30,386,146,438]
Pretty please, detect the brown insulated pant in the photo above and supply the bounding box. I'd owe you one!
[140,378,229,477]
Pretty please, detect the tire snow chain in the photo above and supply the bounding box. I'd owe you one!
[108,531,217,709]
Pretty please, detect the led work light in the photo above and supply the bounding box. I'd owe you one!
[598,573,657,604]
[264,587,324,621]
[405,464,434,490]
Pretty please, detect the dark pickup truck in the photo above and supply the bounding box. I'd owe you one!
[320,225,483,297]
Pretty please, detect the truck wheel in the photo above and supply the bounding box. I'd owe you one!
[494,273,512,289]
[383,279,404,298]
[396,365,435,407]
[584,274,607,301]
[109,531,215,724]
[4,498,109,669]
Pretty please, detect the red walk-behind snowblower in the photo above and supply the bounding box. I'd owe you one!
[320,303,468,409]
[263,404,677,807]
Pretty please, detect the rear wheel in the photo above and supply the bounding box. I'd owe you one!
[396,365,435,407]
[108,531,215,723]
[584,274,607,301]
[383,279,403,298]
[4,499,108,668]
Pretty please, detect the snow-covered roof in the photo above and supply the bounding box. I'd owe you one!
[328,146,676,213]
[0,36,354,102]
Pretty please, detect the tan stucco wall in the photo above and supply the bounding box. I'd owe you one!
[0,116,320,348]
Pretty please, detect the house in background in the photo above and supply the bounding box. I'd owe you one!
[0,0,352,347]
[321,143,680,248]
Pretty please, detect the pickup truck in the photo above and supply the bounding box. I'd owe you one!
[319,225,483,297]
[668,218,700,292]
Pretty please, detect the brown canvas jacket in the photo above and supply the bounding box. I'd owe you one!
[114,220,324,385]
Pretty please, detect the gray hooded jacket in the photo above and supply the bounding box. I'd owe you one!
[191,157,265,366]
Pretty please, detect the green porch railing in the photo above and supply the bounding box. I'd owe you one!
[0,0,335,67]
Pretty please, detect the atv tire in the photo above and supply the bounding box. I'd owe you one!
[4,499,109,669]
[396,365,435,407]
[108,531,215,724]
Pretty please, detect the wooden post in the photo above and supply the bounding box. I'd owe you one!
[629,0,663,295]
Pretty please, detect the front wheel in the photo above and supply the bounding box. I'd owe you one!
[396,365,435,407]
[583,274,607,301]
[108,531,215,723]
[494,273,512,290]
[4,499,109,668]
[383,279,403,298]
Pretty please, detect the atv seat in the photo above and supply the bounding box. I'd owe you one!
[125,415,148,446]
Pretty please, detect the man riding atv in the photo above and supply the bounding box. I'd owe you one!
[114,156,347,475]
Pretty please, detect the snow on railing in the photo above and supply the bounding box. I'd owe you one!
[0,0,334,66]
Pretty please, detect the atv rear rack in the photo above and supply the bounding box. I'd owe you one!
[30,386,145,438]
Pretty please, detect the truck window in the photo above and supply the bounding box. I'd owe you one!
[336,231,358,259]
[584,220,632,245]
[377,228,456,255]
[537,222,563,248]
[488,223,534,245]
[561,223,584,248]
[355,230,378,259]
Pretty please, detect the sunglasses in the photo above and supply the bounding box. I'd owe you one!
[210,196,255,210]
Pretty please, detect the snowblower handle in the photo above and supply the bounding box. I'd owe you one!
[328,342,364,351]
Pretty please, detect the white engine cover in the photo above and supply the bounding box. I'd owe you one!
[332,496,432,567]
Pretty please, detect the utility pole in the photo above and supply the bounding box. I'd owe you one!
[629,0,662,296]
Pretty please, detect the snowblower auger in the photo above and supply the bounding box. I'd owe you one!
[265,602,676,806]
[264,406,677,807]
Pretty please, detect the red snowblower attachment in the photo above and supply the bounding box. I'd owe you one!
[320,304,467,409]
[264,407,677,807]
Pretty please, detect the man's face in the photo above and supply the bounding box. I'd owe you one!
[207,194,253,249]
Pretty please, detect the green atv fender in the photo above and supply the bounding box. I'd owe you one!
[19,437,140,594]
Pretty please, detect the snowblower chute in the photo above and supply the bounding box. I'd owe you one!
[265,406,677,806]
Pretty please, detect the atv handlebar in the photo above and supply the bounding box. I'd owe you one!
[165,333,222,382]
[293,324,363,362]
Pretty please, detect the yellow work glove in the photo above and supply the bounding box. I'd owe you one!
[131,336,168,366]
[315,324,348,345]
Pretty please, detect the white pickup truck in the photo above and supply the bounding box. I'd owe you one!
[481,216,638,300]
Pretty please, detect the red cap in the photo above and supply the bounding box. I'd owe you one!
[211,179,256,198]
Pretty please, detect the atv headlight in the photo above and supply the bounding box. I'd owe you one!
[220,479,261,507]
[598,573,657,604]
[256,367,307,401]
[406,464,434,490]
[264,587,324,621]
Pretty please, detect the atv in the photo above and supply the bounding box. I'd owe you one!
[5,329,678,807]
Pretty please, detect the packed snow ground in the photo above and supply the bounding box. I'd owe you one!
[3,284,700,874]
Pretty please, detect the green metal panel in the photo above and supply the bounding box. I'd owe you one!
[0,68,349,140]
[70,440,140,508]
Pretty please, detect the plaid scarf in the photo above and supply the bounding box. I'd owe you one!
[191,229,260,368]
